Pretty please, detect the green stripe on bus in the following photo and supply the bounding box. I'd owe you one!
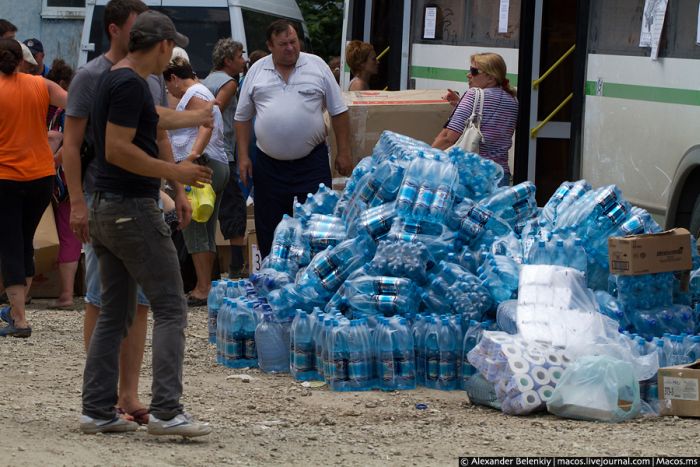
[410,65,519,86]
[585,81,700,106]
[411,66,700,106]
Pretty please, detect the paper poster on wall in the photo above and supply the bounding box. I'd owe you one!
[498,0,510,34]
[423,6,437,40]
[639,0,668,60]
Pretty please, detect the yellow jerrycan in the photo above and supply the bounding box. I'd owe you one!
[185,183,215,223]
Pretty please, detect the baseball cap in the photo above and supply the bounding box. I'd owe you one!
[23,38,43,55]
[130,10,189,49]
[16,40,37,65]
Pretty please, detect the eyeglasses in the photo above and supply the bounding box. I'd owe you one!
[469,66,480,76]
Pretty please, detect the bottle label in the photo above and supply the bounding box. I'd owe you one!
[244,337,257,360]
[426,353,440,381]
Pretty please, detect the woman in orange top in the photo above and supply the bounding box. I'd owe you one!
[0,39,67,337]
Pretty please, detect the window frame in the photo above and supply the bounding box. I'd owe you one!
[41,0,86,19]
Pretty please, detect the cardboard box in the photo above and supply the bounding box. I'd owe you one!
[328,89,453,176]
[608,228,692,275]
[33,206,60,276]
[658,361,700,417]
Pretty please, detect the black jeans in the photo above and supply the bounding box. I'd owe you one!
[82,193,186,421]
[0,176,54,287]
[253,143,332,258]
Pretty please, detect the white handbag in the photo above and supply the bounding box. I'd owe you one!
[448,88,484,154]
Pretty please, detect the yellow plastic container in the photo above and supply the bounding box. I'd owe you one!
[185,183,215,223]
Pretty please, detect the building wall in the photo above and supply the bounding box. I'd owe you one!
[0,0,83,69]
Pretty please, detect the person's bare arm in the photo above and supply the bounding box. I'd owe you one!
[63,116,90,242]
[155,102,214,130]
[215,80,238,112]
[185,96,214,157]
[431,128,461,150]
[234,119,253,187]
[156,126,193,229]
[106,122,212,186]
[330,111,352,176]
[46,78,68,108]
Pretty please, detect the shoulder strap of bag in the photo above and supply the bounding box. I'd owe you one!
[473,88,484,129]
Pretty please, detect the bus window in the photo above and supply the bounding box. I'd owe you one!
[87,6,231,78]
[665,0,700,59]
[589,0,667,57]
[241,9,305,54]
[157,7,231,78]
[411,0,520,47]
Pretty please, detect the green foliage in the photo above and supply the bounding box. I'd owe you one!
[297,0,344,61]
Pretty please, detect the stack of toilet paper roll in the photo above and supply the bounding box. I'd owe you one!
[467,331,572,415]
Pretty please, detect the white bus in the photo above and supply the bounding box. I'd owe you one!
[80,0,307,78]
[342,0,700,232]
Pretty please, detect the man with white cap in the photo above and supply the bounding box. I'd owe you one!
[80,10,213,437]
[17,40,37,74]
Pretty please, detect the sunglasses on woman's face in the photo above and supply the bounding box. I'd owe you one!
[469,66,480,76]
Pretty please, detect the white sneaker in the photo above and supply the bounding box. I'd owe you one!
[80,415,139,434]
[147,413,212,437]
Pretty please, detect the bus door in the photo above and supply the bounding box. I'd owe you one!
[515,0,587,205]
[341,0,411,91]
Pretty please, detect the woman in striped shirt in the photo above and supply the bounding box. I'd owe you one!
[432,53,518,184]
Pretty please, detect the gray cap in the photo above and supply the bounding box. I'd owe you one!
[129,10,189,49]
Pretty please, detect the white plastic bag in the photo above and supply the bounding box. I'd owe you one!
[547,355,641,423]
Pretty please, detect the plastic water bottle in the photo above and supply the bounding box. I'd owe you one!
[376,317,399,391]
[290,311,318,381]
[216,298,231,365]
[496,300,518,334]
[437,317,458,391]
[347,319,372,390]
[423,316,441,389]
[207,280,225,344]
[413,314,427,386]
[393,317,416,390]
[229,300,257,368]
[685,335,700,362]
[256,313,290,373]
[328,319,351,391]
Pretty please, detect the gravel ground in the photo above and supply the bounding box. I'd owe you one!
[1,299,699,466]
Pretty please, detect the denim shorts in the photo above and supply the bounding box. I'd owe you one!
[84,193,149,307]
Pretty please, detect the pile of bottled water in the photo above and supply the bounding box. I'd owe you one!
[205,130,700,403]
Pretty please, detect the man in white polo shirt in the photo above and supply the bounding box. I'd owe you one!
[234,19,352,258]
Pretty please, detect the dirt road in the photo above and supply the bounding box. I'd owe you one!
[0,301,698,466]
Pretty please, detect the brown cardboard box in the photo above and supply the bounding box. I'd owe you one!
[329,90,452,176]
[33,206,60,276]
[658,361,700,417]
[608,228,692,275]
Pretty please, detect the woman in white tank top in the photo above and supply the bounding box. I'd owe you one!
[164,56,231,305]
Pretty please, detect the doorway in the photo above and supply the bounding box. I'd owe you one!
[514,0,588,205]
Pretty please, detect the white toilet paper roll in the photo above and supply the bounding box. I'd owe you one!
[502,343,522,359]
[507,356,530,374]
[559,351,573,367]
[507,390,542,415]
[544,351,562,368]
[523,349,546,366]
[548,366,564,385]
[530,365,551,386]
[506,374,535,397]
[537,385,555,402]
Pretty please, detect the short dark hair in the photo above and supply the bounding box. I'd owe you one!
[0,38,21,74]
[163,56,195,81]
[0,19,17,37]
[46,59,74,87]
[103,0,148,40]
[266,19,298,43]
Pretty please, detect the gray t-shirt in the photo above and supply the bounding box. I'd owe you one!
[65,54,167,193]
[201,70,237,162]
[65,54,113,194]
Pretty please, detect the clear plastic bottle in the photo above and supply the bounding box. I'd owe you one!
[207,280,225,344]
[256,313,290,373]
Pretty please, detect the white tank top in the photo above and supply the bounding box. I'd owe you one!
[168,83,227,164]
